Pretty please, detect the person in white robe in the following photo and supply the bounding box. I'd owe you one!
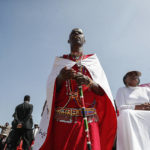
[115,71,150,150]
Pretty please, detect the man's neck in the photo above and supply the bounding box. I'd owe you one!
[70,47,83,57]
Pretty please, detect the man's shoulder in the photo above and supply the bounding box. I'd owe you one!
[25,102,33,107]
[58,53,95,58]
[16,102,33,107]
[59,54,69,58]
[85,54,94,57]
[16,103,24,108]
[29,103,33,107]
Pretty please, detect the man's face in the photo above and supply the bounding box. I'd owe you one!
[34,125,38,128]
[5,123,9,126]
[69,29,85,46]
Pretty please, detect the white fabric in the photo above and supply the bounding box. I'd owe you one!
[116,86,150,150]
[33,54,114,150]
[116,86,150,112]
[33,128,39,138]
[117,110,150,150]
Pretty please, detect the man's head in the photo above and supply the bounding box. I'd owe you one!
[34,124,39,128]
[68,28,85,48]
[24,95,30,102]
[5,122,9,126]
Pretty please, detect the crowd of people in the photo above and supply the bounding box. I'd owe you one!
[1,28,150,150]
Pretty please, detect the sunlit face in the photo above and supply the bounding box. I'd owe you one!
[68,28,85,46]
[125,74,139,87]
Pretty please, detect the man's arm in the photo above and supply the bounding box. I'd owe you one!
[74,73,104,95]
[0,125,6,129]
[87,78,105,96]
[56,67,104,95]
[12,106,23,128]
[13,107,20,123]
[56,67,76,92]
[56,74,65,92]
[135,103,150,110]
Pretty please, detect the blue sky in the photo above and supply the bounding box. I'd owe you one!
[0,0,150,125]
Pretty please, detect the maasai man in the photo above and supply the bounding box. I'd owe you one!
[33,28,117,150]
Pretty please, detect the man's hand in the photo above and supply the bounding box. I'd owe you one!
[59,68,90,85]
[73,72,90,86]
[56,67,104,95]
[59,67,76,80]
[17,123,22,128]
[56,67,76,92]
[56,67,90,92]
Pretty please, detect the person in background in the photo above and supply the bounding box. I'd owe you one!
[0,133,7,150]
[0,122,11,150]
[6,95,33,150]
[115,71,150,150]
[0,122,11,138]
[33,124,39,139]
[30,124,39,150]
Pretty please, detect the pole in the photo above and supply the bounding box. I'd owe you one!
[78,85,92,150]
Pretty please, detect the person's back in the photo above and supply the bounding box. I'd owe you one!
[6,95,33,150]
[13,101,33,129]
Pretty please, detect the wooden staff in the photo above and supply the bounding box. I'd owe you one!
[78,85,92,150]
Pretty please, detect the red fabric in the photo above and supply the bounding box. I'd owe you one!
[50,118,101,150]
[96,94,117,150]
[16,140,33,150]
[140,83,150,87]
[40,54,117,150]
[17,140,23,150]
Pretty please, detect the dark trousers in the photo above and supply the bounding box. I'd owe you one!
[6,128,33,150]
[0,140,5,150]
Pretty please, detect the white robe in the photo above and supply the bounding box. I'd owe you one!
[33,54,115,150]
[116,86,150,150]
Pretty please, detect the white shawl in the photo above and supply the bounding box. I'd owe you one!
[33,54,114,150]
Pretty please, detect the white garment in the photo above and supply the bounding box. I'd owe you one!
[116,86,150,150]
[33,128,39,138]
[116,86,150,112]
[33,54,115,150]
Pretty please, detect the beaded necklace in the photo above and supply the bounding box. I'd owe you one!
[63,54,95,108]
[64,54,84,108]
